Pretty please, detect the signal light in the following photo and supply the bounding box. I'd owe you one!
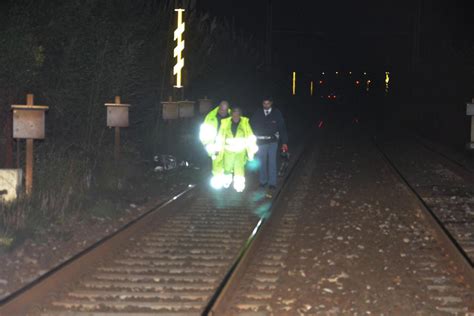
[173,9,185,88]
[292,71,296,95]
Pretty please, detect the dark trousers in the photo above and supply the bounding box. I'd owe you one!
[257,142,278,186]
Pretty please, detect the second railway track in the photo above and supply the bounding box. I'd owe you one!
[376,136,474,266]
[208,130,473,315]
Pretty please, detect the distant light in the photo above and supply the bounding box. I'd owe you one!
[292,71,296,95]
[366,79,371,92]
[355,80,360,85]
[321,72,325,75]
[335,71,339,75]
[363,72,367,76]
[385,72,390,93]
[318,120,324,128]
[319,80,324,85]
[349,71,352,75]
[310,80,314,96]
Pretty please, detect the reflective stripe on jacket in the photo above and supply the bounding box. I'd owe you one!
[217,117,258,156]
[199,106,230,146]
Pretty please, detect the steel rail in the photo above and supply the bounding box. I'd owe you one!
[0,184,196,316]
[374,139,474,277]
[203,139,312,315]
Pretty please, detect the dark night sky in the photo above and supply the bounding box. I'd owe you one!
[197,1,473,75]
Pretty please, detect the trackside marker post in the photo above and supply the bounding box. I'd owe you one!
[11,94,49,195]
[105,96,130,160]
[466,98,474,150]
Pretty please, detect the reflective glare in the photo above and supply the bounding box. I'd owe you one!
[222,174,233,189]
[249,191,266,203]
[246,158,261,171]
[233,176,245,192]
[253,201,272,219]
[210,175,223,190]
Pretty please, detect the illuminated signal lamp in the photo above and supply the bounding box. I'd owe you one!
[355,80,360,85]
[385,72,390,93]
[319,80,324,85]
[173,9,185,88]
[292,71,296,95]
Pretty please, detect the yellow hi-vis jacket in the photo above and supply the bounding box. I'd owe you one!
[216,117,258,159]
[199,106,231,148]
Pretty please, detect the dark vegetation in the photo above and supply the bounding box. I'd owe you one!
[0,0,262,247]
[393,5,474,148]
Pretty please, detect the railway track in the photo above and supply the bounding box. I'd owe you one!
[1,187,267,315]
[413,136,474,174]
[376,137,474,266]
[1,127,472,315]
[207,130,473,315]
[0,141,306,315]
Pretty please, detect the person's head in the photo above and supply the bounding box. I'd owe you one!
[218,100,229,117]
[262,97,273,110]
[231,107,242,123]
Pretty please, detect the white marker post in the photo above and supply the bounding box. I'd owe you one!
[105,96,130,161]
[466,98,474,150]
[11,94,49,195]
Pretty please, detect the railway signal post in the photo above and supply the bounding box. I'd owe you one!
[105,96,130,161]
[11,94,49,195]
[467,98,474,150]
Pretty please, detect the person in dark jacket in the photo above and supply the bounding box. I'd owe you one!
[251,97,288,193]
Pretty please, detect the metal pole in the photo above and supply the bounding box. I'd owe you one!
[114,96,121,161]
[471,117,474,143]
[114,127,120,161]
[25,93,34,195]
[25,139,33,195]
[16,139,20,169]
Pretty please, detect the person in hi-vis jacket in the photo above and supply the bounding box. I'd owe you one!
[215,107,258,192]
[199,100,231,189]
